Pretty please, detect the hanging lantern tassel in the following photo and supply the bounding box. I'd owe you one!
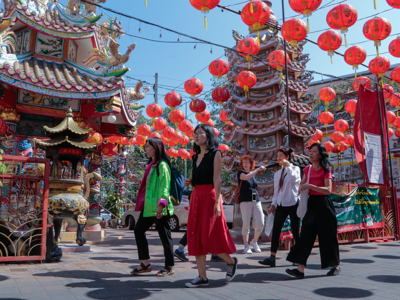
[204,16,207,30]
[257,31,260,45]
[307,18,310,33]
[278,66,283,84]
[145,0,147,6]
[344,33,348,48]
[381,78,384,89]
[375,41,380,56]
[374,0,376,9]
[353,65,358,78]
[244,86,249,98]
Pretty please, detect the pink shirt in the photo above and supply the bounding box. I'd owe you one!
[135,161,154,212]
[304,165,332,195]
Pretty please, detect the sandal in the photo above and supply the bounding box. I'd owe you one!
[130,263,152,275]
[156,266,174,277]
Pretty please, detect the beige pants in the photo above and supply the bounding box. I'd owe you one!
[240,201,265,235]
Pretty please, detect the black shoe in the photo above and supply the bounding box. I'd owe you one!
[258,256,276,267]
[185,276,209,288]
[211,255,224,262]
[327,266,341,276]
[226,257,238,282]
[285,268,304,279]
[174,249,189,262]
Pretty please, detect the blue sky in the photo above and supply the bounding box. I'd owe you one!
[63,0,400,111]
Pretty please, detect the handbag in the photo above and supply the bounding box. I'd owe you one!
[297,165,311,219]
[264,211,274,236]
[234,180,242,204]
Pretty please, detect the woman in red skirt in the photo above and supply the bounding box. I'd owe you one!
[184,124,237,288]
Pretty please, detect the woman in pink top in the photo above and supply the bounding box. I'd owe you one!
[286,143,340,279]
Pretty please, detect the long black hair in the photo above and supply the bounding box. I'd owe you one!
[277,147,294,162]
[146,137,171,167]
[193,124,219,154]
[310,143,332,173]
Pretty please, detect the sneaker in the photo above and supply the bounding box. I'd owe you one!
[226,257,238,282]
[242,247,252,254]
[327,266,341,276]
[185,276,209,288]
[258,256,276,267]
[210,255,224,262]
[249,241,261,253]
[174,249,189,262]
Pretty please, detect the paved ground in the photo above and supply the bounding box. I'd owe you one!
[1,228,400,300]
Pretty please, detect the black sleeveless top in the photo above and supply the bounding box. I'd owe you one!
[192,149,219,186]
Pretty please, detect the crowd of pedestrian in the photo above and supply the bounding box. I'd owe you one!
[130,124,340,287]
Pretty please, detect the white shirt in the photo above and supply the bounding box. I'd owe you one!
[271,164,301,207]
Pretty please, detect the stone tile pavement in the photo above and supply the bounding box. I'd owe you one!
[1,228,400,299]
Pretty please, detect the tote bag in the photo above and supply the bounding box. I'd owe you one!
[296,166,311,219]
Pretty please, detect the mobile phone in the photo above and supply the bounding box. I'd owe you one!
[252,192,257,201]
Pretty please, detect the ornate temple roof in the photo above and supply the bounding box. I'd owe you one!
[36,136,96,149]
[43,108,91,134]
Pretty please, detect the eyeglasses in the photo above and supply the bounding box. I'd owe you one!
[242,161,251,164]
[193,131,206,137]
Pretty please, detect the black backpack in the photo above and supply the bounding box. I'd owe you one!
[156,160,185,206]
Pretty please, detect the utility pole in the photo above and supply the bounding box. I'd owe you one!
[154,73,159,103]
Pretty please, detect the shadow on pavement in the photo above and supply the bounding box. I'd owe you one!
[377,243,400,247]
[314,287,373,298]
[373,255,400,259]
[0,275,8,282]
[368,275,400,283]
[351,246,378,250]
[340,258,374,264]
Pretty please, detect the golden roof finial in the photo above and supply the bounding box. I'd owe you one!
[66,107,74,118]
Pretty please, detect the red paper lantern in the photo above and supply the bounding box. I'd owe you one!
[344,46,367,76]
[178,120,192,133]
[128,137,136,146]
[209,59,230,79]
[146,103,163,120]
[393,117,400,128]
[396,128,400,138]
[241,1,271,43]
[214,128,219,137]
[212,87,230,105]
[353,77,371,91]
[105,136,128,145]
[288,0,322,31]
[369,56,391,78]
[195,110,211,123]
[345,99,357,117]
[319,111,334,126]
[220,110,228,123]
[331,131,344,144]
[161,136,168,145]
[363,17,392,55]
[339,141,348,152]
[136,135,147,147]
[344,134,354,146]
[387,0,400,8]
[189,99,206,114]
[281,18,308,52]
[218,144,230,153]
[389,37,400,58]
[313,129,323,141]
[387,111,396,124]
[317,30,342,63]
[152,118,167,132]
[179,135,190,146]
[237,70,257,98]
[101,143,118,159]
[186,127,195,139]
[138,124,151,136]
[334,119,349,133]
[324,141,335,154]
[268,50,289,82]
[319,87,336,107]
[169,109,185,125]
[209,119,216,127]
[184,78,204,99]
[391,66,400,83]
[390,94,400,108]
[326,4,358,47]
[84,131,103,145]
[383,84,394,102]
[162,127,177,140]
[389,128,394,137]
[237,37,260,68]
[189,0,220,29]
[164,92,182,110]
[149,132,161,139]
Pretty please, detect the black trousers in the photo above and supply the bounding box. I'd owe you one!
[179,232,187,247]
[287,195,340,269]
[271,202,300,253]
[134,210,174,266]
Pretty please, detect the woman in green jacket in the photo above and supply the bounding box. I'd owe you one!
[131,137,175,276]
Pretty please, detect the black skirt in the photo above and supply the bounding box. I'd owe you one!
[287,195,340,269]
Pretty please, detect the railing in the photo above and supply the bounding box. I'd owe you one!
[0,156,50,262]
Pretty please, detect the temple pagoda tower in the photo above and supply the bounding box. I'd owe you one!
[222,1,314,203]
[0,0,147,234]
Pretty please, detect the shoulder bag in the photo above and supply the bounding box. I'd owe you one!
[296,165,311,219]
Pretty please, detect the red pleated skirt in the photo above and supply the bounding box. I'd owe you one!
[187,184,236,256]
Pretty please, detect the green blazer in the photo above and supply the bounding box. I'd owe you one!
[143,160,174,217]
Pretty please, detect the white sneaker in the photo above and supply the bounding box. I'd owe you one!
[242,247,252,254]
[250,241,261,253]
